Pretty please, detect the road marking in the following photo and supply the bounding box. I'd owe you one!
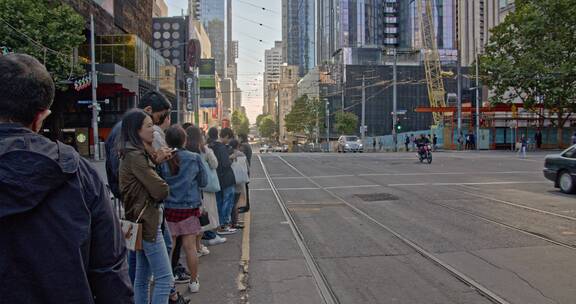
[388,181,547,187]
[312,175,356,178]
[277,187,321,191]
[324,185,380,189]
[258,171,541,180]
[453,186,576,222]
[358,171,540,177]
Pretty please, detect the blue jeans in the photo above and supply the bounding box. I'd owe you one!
[216,185,235,226]
[128,250,136,284]
[134,227,174,304]
[203,230,217,240]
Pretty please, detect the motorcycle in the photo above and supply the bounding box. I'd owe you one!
[418,144,433,164]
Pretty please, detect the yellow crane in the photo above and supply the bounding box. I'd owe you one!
[417,0,447,126]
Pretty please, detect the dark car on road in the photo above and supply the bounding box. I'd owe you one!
[543,144,576,194]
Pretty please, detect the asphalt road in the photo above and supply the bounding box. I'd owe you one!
[248,150,576,304]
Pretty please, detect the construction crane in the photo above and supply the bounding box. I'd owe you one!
[416,0,447,126]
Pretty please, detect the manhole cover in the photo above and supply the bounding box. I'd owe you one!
[354,193,399,202]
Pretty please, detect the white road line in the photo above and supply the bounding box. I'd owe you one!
[388,181,548,187]
[359,171,539,177]
[278,187,321,191]
[311,175,356,178]
[324,185,381,189]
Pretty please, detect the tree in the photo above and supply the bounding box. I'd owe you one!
[480,0,576,147]
[284,95,325,141]
[0,0,86,88]
[231,110,250,136]
[334,111,359,135]
[256,113,267,127]
[258,115,277,139]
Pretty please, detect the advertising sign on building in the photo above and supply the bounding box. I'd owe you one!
[199,59,217,108]
[186,77,194,111]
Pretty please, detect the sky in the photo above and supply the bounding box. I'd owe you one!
[165,0,282,124]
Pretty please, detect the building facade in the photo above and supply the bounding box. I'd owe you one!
[278,65,300,142]
[282,0,315,77]
[263,41,283,115]
[153,0,168,17]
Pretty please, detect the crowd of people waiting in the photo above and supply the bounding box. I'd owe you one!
[106,94,252,304]
[0,53,252,304]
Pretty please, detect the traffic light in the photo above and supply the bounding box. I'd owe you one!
[397,124,402,131]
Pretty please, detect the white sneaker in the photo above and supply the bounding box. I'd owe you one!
[206,235,227,246]
[217,226,238,235]
[189,279,200,293]
[197,245,210,257]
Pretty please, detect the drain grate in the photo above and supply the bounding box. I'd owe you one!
[354,193,399,202]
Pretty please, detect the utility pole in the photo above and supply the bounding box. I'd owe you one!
[361,74,366,140]
[341,60,345,112]
[475,53,480,151]
[457,39,462,138]
[90,14,100,161]
[326,100,330,152]
[392,49,398,152]
[176,66,181,125]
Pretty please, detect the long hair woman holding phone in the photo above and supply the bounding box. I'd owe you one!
[118,109,173,304]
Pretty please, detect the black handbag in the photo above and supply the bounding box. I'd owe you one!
[199,211,210,227]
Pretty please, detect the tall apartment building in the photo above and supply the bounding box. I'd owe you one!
[282,0,315,77]
[457,0,515,66]
[263,41,283,115]
[317,0,412,65]
[189,0,227,78]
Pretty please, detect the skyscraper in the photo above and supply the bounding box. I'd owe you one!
[282,0,315,77]
[263,41,283,115]
[190,0,227,78]
[317,0,411,65]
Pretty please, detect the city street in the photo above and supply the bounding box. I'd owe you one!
[246,151,576,304]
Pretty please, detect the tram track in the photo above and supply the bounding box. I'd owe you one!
[260,155,512,304]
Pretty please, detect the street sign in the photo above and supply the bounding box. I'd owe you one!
[77,99,109,105]
[391,110,407,115]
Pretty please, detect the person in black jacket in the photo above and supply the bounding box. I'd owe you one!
[0,54,133,303]
[208,127,238,235]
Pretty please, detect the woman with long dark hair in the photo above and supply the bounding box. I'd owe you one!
[161,125,207,294]
[186,126,222,248]
[118,109,173,304]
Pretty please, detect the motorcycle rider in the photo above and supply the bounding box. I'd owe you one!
[416,134,430,157]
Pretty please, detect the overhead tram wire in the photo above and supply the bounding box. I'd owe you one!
[236,32,267,44]
[234,14,277,31]
[234,0,280,15]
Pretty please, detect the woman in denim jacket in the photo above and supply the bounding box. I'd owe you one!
[161,125,207,294]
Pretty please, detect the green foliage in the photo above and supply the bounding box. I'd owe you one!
[334,111,359,135]
[231,109,250,136]
[256,113,267,127]
[0,0,86,90]
[284,95,324,140]
[480,0,576,130]
[258,115,276,138]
